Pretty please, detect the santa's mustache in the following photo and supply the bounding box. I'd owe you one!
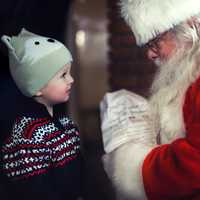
[150,47,187,95]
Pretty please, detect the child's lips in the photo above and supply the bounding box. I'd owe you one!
[66,88,71,93]
[66,85,72,93]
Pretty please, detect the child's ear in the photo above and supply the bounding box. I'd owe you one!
[35,91,43,97]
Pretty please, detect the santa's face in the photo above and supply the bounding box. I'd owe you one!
[149,38,188,93]
[145,31,177,66]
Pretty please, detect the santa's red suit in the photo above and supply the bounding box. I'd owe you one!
[143,76,200,200]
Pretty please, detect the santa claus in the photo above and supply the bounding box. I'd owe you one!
[100,0,200,199]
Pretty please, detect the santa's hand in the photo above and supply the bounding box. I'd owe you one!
[100,89,157,153]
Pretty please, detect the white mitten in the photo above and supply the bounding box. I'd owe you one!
[100,89,157,153]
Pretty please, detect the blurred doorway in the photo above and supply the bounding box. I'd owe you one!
[66,0,109,149]
[65,1,115,200]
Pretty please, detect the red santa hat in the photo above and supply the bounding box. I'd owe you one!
[120,0,200,46]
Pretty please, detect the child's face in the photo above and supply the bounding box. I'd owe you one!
[38,64,74,105]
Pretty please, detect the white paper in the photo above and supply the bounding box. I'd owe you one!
[100,89,157,153]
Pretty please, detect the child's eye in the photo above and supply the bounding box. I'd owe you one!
[61,72,67,78]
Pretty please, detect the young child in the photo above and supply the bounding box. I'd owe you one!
[0,29,82,200]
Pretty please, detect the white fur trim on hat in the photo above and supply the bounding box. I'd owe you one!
[120,0,200,46]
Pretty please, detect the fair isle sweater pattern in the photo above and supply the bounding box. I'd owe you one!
[1,116,80,180]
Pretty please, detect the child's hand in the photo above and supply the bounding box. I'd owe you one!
[100,89,157,153]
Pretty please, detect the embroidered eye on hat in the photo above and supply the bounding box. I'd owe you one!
[1,28,73,97]
[120,0,200,46]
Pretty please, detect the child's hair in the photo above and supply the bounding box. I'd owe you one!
[1,28,73,97]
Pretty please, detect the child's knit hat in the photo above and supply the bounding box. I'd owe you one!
[1,28,73,97]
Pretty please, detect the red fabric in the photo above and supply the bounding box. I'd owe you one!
[142,76,200,200]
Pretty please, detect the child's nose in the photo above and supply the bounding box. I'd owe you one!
[68,75,74,85]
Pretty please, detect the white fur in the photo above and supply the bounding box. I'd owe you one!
[120,0,200,45]
[103,143,154,200]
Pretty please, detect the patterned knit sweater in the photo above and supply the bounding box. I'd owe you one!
[0,99,82,200]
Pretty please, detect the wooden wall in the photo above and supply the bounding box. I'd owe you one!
[107,0,156,97]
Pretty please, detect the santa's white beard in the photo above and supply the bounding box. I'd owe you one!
[149,43,200,144]
[151,47,186,94]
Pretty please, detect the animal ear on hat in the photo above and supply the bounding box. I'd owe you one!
[1,35,14,51]
[1,35,20,63]
[19,28,39,38]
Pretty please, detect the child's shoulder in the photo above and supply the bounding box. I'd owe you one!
[1,116,54,153]
[12,115,53,139]
[1,116,53,179]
